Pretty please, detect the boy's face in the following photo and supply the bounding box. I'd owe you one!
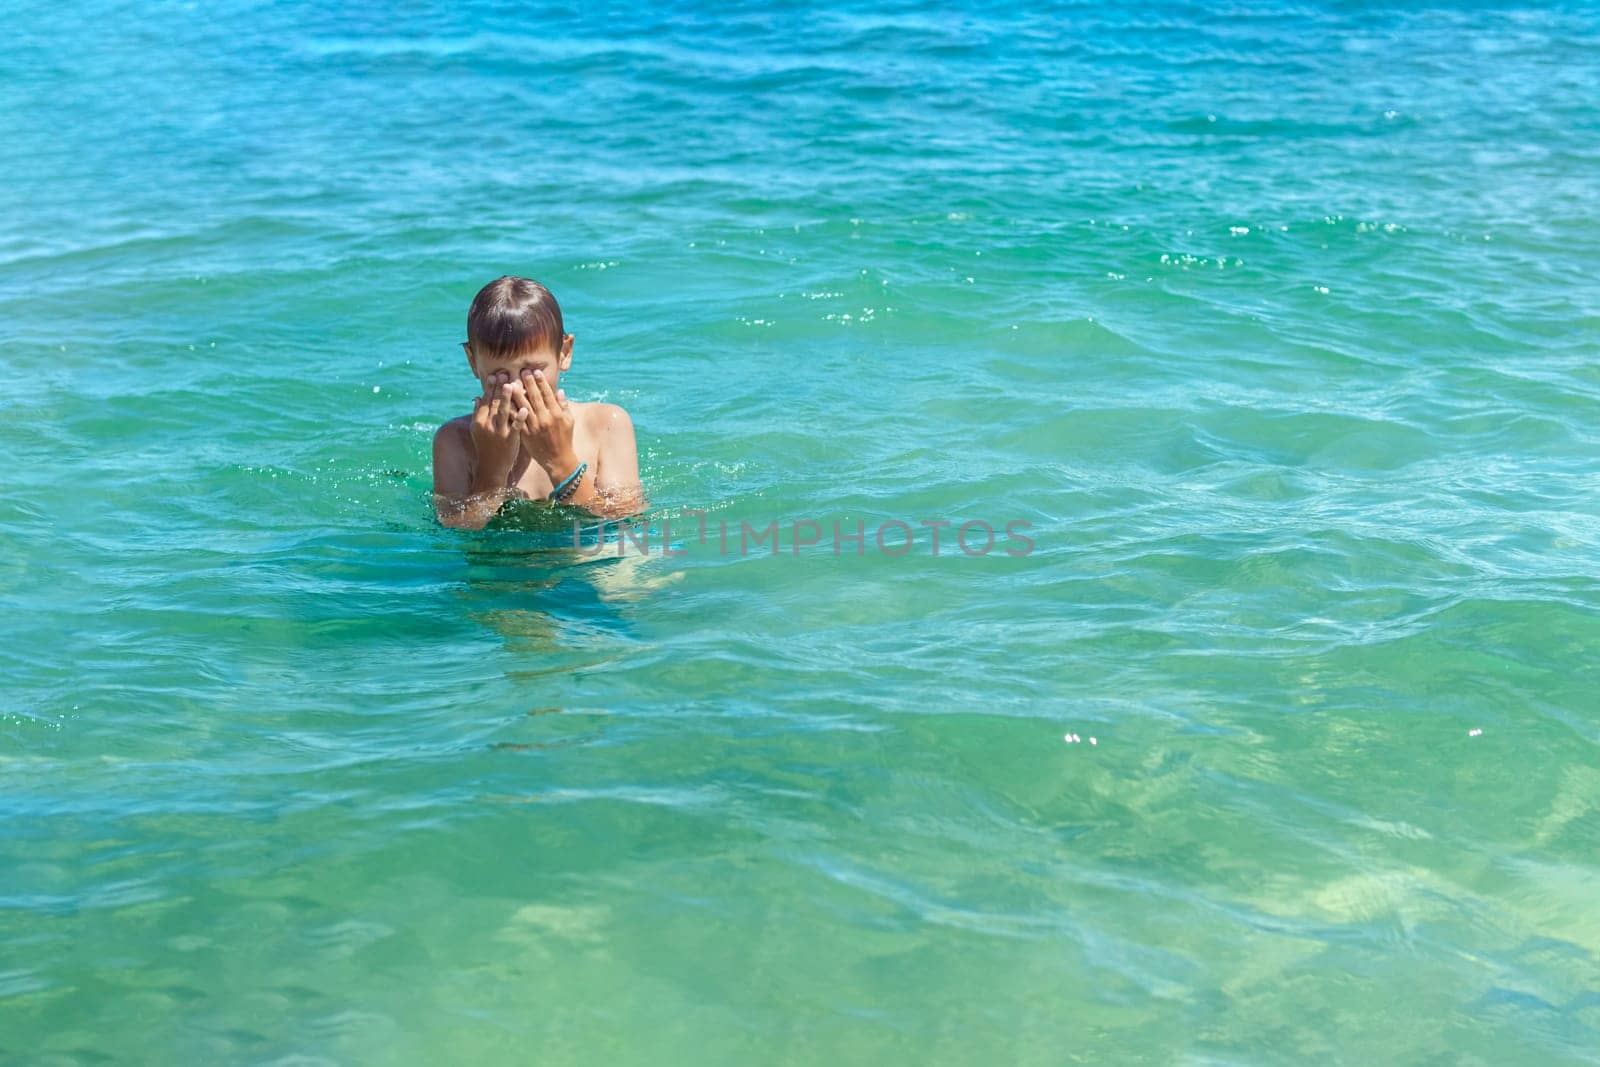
[463,334,574,396]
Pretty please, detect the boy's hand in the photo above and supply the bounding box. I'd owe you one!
[515,368,579,479]
[469,372,522,490]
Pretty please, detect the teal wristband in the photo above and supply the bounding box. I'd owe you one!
[548,461,587,502]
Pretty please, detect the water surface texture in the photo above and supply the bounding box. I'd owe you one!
[4,2,1600,1062]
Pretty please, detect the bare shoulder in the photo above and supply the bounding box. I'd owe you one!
[575,401,634,434]
[432,415,475,495]
[434,414,472,450]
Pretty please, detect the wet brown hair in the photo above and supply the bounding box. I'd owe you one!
[466,276,565,361]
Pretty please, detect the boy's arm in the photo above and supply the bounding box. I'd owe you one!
[432,421,514,530]
[531,403,643,520]
[514,368,644,520]
[594,404,645,512]
[530,405,642,519]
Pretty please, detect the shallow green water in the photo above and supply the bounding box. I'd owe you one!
[3,2,1600,1063]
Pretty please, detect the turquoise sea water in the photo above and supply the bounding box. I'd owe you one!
[4,2,1600,1062]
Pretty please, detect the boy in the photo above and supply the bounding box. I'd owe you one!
[432,276,643,529]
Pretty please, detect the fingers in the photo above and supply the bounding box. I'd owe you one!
[499,385,522,433]
[534,368,562,414]
[485,370,520,408]
[523,369,550,420]
[503,380,532,432]
[488,381,517,433]
[515,369,537,434]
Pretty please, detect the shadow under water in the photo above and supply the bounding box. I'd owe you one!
[449,501,682,668]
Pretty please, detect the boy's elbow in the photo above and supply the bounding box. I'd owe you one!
[435,506,466,530]
[432,486,474,529]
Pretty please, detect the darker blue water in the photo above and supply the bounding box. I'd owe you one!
[2,2,1599,1063]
